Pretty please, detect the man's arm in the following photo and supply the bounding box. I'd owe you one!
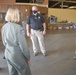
[26,24,30,37]
[43,22,46,35]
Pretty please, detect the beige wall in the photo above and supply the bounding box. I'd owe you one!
[48,8,76,22]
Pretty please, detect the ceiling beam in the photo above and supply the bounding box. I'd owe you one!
[51,1,61,7]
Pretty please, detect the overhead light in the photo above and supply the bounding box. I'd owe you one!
[68,5,76,9]
[60,5,68,7]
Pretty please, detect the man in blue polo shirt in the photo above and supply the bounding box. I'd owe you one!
[26,6,47,56]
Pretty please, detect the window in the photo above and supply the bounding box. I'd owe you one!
[0,12,6,23]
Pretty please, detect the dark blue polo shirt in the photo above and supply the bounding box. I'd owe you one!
[26,13,45,30]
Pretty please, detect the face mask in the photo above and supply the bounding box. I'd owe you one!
[32,10,37,14]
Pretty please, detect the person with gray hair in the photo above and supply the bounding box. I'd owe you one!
[26,6,47,56]
[1,8,31,75]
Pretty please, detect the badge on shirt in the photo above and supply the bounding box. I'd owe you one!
[38,16,40,19]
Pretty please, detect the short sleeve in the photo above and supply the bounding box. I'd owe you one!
[41,15,45,23]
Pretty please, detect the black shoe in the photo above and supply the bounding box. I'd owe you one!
[43,52,47,56]
[3,56,6,59]
[34,52,38,56]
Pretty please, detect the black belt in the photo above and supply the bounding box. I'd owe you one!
[31,28,43,31]
[31,29,43,31]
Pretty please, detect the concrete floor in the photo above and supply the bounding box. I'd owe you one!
[0,29,76,75]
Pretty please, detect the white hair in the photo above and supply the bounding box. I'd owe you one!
[5,8,20,22]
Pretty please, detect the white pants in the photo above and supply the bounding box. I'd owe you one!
[30,29,46,54]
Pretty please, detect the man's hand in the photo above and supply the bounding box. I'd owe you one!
[27,32,30,37]
[42,30,46,35]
